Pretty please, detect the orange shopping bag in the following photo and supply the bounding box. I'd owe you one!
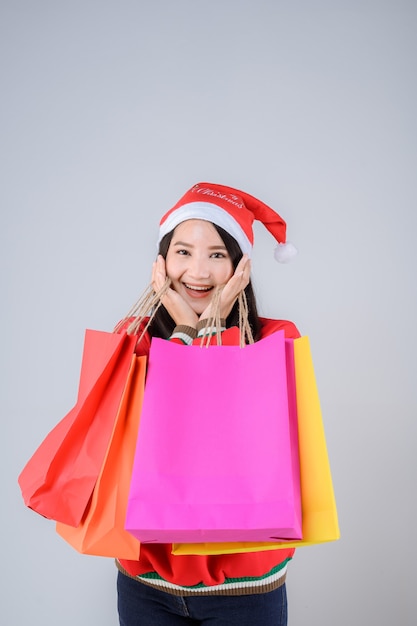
[56,355,145,558]
[172,335,340,555]
[18,329,137,526]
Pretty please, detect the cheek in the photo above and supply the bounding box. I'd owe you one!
[219,263,234,282]
[164,255,180,280]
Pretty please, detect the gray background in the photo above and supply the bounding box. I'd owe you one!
[1,1,416,624]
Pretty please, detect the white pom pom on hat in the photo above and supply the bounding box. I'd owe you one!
[158,182,297,262]
[274,241,298,263]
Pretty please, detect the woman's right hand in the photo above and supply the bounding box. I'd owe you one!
[152,255,199,328]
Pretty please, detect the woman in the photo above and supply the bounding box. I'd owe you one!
[117,182,299,626]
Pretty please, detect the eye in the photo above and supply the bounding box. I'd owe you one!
[177,249,190,256]
[210,252,227,259]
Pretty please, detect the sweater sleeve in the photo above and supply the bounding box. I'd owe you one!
[259,317,301,340]
[169,325,198,345]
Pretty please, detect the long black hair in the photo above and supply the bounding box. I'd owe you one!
[148,223,261,341]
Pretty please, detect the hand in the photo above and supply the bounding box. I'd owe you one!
[199,255,251,322]
[152,255,199,328]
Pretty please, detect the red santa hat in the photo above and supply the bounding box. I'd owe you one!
[158,182,297,262]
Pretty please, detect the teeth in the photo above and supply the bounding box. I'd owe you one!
[185,284,212,292]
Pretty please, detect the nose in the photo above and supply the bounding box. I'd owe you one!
[187,255,210,280]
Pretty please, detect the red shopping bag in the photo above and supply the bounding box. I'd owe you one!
[56,355,145,558]
[18,329,137,526]
[125,330,301,544]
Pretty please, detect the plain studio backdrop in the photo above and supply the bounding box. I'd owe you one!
[1,1,416,624]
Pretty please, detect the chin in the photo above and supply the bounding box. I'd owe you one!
[191,306,205,316]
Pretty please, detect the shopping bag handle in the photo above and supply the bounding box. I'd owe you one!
[198,288,254,348]
[114,280,254,349]
[113,278,171,346]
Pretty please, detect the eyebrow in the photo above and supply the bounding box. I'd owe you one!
[172,241,228,250]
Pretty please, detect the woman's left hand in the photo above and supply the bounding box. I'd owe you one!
[199,255,251,321]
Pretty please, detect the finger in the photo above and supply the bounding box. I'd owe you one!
[229,257,251,291]
[240,257,251,283]
[156,254,167,274]
[152,256,168,290]
[235,254,250,274]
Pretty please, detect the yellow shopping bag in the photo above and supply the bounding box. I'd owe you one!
[172,336,340,555]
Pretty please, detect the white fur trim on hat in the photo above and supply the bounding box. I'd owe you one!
[158,202,253,257]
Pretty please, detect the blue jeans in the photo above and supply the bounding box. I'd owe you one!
[117,571,288,625]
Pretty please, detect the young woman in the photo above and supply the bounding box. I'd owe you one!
[116,182,299,626]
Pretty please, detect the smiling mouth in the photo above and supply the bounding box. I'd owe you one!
[184,283,213,292]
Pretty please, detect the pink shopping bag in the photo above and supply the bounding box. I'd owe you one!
[125,330,301,543]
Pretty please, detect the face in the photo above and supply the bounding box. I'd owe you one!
[165,219,234,315]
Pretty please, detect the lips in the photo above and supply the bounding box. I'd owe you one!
[183,283,213,298]
[184,283,213,292]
